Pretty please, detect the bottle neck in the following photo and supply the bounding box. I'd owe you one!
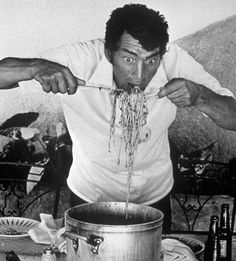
[211,220,218,235]
[220,207,230,230]
[208,216,219,239]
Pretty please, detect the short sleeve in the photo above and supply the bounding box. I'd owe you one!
[162,43,234,97]
[39,38,105,82]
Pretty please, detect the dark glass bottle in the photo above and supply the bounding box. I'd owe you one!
[219,204,232,261]
[6,250,21,261]
[204,215,220,261]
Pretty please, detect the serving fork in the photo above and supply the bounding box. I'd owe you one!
[78,81,159,99]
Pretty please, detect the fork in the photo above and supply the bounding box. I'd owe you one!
[78,81,159,98]
[77,81,123,93]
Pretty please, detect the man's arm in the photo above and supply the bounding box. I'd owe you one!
[0,57,85,94]
[0,58,33,89]
[192,82,236,131]
[158,78,236,131]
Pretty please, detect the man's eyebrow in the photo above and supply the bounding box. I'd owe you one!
[120,48,137,56]
[120,48,160,59]
[146,51,160,59]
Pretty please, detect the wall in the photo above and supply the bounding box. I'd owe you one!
[1,0,236,58]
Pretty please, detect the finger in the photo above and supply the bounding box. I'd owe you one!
[75,77,86,86]
[170,96,190,107]
[174,101,188,108]
[56,75,68,94]
[158,79,184,98]
[67,77,85,95]
[67,77,78,95]
[62,69,83,95]
[61,68,77,95]
[158,84,176,98]
[42,82,52,93]
[47,79,59,94]
[67,85,77,95]
[36,77,52,93]
[167,88,188,99]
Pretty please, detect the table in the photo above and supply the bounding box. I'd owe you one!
[170,233,236,261]
[0,234,236,260]
[0,237,66,261]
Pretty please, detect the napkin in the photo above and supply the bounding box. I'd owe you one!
[28,214,66,252]
[161,238,198,261]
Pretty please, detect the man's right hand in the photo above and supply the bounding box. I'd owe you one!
[33,59,85,95]
[0,57,85,94]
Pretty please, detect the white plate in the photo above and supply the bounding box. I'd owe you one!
[0,217,40,238]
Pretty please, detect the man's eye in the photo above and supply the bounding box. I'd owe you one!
[146,58,156,65]
[124,57,134,63]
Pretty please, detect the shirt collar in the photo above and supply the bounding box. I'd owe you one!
[145,62,168,95]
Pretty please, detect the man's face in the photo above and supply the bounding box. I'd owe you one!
[107,32,161,91]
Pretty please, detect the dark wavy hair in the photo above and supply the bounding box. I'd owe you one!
[105,4,169,57]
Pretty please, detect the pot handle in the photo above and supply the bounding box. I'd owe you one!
[64,231,103,255]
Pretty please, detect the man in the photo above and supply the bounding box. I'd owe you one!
[0,4,236,233]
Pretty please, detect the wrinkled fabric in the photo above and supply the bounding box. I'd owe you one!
[161,238,198,261]
[28,213,65,249]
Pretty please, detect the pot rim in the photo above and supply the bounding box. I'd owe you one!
[65,202,164,233]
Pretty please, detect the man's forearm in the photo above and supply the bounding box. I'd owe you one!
[0,57,37,89]
[194,85,236,131]
[0,57,83,95]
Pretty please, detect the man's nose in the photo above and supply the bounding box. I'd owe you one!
[132,62,144,84]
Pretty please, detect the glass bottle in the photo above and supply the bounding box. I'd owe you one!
[211,236,221,261]
[41,247,57,261]
[218,203,232,261]
[204,215,220,261]
[6,250,21,261]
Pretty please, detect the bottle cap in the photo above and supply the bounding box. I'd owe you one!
[222,203,229,209]
[211,215,219,221]
[43,247,55,255]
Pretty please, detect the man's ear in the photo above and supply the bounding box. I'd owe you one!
[104,48,112,63]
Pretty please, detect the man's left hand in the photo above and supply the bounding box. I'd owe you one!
[157,78,200,108]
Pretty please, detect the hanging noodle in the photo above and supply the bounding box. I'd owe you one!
[109,87,148,215]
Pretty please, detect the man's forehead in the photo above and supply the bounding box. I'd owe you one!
[118,32,160,54]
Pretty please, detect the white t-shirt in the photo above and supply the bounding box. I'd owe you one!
[36,39,232,205]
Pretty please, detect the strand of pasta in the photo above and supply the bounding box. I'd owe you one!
[109,87,148,217]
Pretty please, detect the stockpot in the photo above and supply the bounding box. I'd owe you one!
[65,202,163,261]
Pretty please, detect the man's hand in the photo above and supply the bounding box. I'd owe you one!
[158,77,236,130]
[158,78,201,108]
[33,59,85,95]
[0,57,85,94]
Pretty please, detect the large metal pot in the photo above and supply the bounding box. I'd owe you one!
[65,202,163,261]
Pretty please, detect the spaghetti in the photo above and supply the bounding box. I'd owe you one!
[109,87,148,212]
